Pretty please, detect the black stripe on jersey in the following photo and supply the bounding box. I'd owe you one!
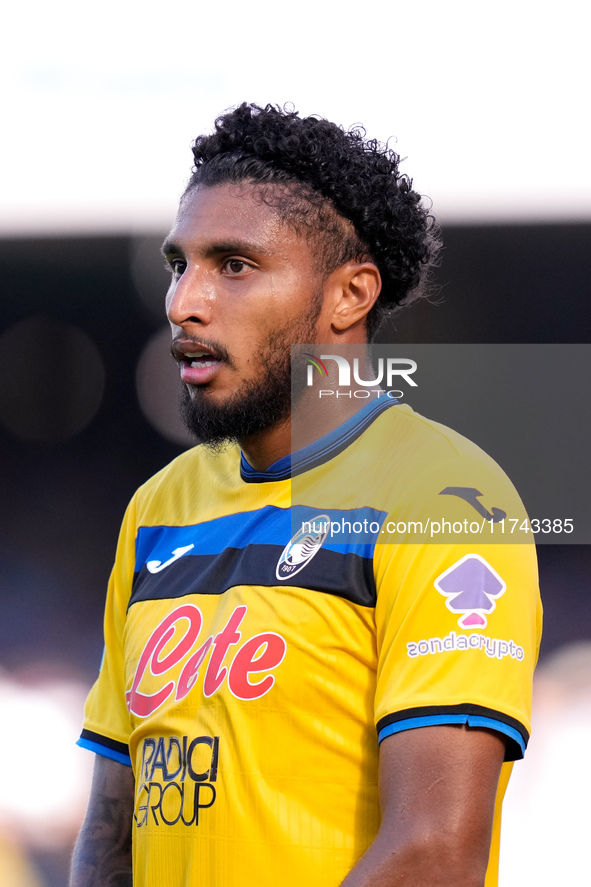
[129,544,377,609]
[376,704,529,760]
[79,729,129,758]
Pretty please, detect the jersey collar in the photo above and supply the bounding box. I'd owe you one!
[240,395,399,484]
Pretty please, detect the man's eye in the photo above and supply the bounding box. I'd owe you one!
[224,259,248,274]
[167,258,186,276]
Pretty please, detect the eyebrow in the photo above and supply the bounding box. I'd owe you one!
[160,238,271,259]
[160,238,182,258]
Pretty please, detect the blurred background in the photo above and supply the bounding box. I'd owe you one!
[0,1,589,884]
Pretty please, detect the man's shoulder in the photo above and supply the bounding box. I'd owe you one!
[132,442,242,522]
[143,440,241,481]
[366,403,505,474]
[334,402,526,528]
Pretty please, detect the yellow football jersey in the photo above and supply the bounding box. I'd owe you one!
[79,398,541,886]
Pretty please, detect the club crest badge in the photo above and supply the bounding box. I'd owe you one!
[276,514,330,581]
[434,553,506,629]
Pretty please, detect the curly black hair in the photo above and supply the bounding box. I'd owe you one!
[187,103,441,338]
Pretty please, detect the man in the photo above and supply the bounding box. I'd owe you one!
[71,103,541,886]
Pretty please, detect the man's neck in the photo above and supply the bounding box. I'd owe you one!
[239,382,382,472]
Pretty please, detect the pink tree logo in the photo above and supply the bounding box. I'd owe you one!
[434,554,507,629]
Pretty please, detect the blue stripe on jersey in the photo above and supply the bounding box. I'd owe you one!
[135,504,387,572]
[76,737,132,767]
[377,714,526,759]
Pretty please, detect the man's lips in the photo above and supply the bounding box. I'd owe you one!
[171,340,226,386]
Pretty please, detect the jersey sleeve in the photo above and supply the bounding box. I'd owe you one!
[373,453,542,761]
[77,495,139,767]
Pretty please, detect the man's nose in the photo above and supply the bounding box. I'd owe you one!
[166,269,213,328]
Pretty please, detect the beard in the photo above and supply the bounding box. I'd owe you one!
[179,302,321,449]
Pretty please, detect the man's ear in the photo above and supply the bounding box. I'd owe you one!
[327,261,382,332]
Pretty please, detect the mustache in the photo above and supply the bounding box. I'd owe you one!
[171,336,234,368]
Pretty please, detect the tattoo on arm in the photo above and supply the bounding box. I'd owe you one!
[70,756,134,887]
